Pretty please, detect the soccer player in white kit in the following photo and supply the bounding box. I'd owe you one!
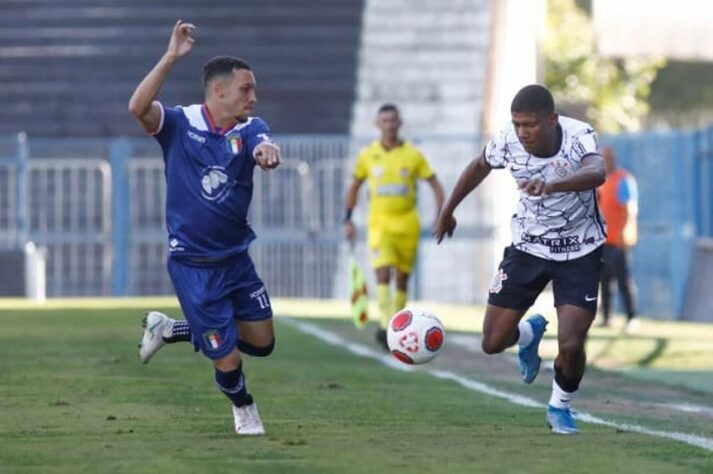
[434,84,606,434]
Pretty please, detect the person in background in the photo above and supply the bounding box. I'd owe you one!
[598,146,638,331]
[344,104,444,350]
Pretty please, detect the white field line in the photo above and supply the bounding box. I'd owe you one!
[649,403,713,417]
[287,319,713,453]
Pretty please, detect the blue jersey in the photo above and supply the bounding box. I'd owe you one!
[153,103,273,259]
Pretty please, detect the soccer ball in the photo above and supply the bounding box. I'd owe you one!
[387,306,445,365]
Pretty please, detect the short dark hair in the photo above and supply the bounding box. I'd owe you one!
[202,56,251,87]
[511,84,555,115]
[378,103,400,115]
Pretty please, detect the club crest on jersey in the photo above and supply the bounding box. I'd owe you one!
[372,166,384,178]
[225,132,242,155]
[550,159,570,178]
[200,166,232,202]
[399,167,409,178]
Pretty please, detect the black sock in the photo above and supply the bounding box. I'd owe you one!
[510,327,520,347]
[215,363,253,407]
[554,365,581,393]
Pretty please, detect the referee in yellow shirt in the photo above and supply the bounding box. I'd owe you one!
[344,104,444,350]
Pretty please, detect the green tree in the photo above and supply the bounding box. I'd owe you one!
[543,0,664,133]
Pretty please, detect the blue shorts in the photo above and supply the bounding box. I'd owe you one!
[167,252,272,360]
[487,245,603,313]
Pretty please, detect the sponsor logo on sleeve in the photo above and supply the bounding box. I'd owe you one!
[256,133,274,144]
[187,130,207,144]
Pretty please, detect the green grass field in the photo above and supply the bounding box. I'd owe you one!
[1,298,712,473]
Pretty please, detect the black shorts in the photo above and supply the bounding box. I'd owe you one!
[487,245,603,313]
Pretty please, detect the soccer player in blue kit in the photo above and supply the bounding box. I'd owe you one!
[129,21,281,436]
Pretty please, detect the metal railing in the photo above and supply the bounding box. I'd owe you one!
[2,129,712,318]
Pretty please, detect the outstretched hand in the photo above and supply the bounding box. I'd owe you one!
[166,20,195,60]
[433,211,457,244]
[255,143,282,171]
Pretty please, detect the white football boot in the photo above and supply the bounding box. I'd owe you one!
[232,403,265,436]
[139,311,173,363]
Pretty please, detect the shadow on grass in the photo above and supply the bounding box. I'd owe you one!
[587,328,668,368]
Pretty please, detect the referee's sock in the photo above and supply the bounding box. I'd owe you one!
[393,289,408,315]
[376,284,392,329]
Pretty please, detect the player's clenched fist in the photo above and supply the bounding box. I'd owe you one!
[255,143,282,170]
[519,178,547,197]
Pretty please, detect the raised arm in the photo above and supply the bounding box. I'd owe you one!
[434,150,492,243]
[128,20,195,133]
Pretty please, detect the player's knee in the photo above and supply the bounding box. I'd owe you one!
[558,338,585,358]
[480,326,508,354]
[214,352,241,372]
[237,338,275,357]
[481,337,503,355]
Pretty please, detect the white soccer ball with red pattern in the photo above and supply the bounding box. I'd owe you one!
[387,306,445,365]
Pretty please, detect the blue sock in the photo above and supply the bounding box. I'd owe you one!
[164,320,191,343]
[215,364,253,407]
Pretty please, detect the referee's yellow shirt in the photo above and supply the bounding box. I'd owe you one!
[353,140,434,223]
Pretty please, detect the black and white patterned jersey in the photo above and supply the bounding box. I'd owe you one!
[485,115,606,261]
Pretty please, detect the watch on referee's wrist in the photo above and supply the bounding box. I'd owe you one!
[343,209,353,223]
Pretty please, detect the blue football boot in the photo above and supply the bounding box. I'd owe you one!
[518,314,548,384]
[546,405,578,434]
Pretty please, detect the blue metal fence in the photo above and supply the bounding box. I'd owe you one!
[604,128,707,318]
[2,128,712,318]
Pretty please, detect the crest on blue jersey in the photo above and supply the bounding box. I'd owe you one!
[200,166,233,202]
[225,131,242,155]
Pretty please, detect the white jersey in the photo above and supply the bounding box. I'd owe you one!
[485,116,606,261]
